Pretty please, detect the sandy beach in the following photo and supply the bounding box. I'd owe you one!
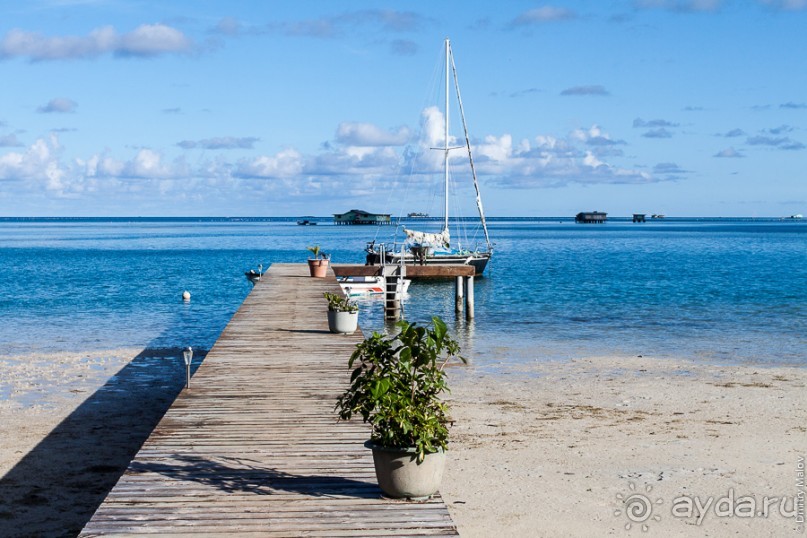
[0,349,202,538]
[443,356,806,537]
[1,351,804,537]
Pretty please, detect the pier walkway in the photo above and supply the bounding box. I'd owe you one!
[80,263,458,537]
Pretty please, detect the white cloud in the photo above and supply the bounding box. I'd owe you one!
[0,116,674,205]
[117,24,192,57]
[335,122,411,146]
[0,24,193,61]
[0,134,66,191]
[235,149,304,178]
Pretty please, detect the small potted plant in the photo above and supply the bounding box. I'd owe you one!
[335,316,464,499]
[307,245,329,278]
[324,291,359,334]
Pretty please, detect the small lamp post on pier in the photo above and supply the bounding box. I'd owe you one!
[182,346,193,389]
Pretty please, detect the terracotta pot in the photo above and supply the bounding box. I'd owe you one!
[307,258,329,278]
[365,441,446,500]
[327,310,358,334]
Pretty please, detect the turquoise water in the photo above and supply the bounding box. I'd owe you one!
[0,218,804,366]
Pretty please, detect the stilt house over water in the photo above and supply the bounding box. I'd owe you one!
[575,211,608,224]
[333,209,391,225]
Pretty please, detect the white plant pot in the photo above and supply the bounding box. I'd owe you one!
[327,310,358,334]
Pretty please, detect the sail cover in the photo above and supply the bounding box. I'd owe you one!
[403,228,450,249]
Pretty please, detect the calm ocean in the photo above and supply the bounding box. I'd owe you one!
[0,218,804,367]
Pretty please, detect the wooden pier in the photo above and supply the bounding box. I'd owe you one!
[80,263,459,537]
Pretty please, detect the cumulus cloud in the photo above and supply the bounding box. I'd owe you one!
[0,134,66,190]
[38,98,77,113]
[509,6,578,27]
[235,149,304,179]
[335,122,411,147]
[721,128,745,137]
[571,125,627,155]
[178,137,259,150]
[0,24,193,61]
[560,85,609,96]
[404,118,658,189]
[0,112,680,201]
[714,147,744,158]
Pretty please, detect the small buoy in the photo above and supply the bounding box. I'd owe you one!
[182,290,191,301]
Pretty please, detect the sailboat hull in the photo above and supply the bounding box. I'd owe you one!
[366,248,491,276]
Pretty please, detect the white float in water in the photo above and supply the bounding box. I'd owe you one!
[182,290,191,301]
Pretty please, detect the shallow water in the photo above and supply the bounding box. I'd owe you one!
[0,218,804,367]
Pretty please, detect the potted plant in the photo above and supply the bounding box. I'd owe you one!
[307,245,329,278]
[324,292,359,334]
[335,316,465,499]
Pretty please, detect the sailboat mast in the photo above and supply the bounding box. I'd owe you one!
[443,38,450,234]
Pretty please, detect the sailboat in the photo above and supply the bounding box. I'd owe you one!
[365,38,493,275]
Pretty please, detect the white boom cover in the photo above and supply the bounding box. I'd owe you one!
[403,228,450,249]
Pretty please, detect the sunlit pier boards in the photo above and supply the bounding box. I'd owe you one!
[79,263,458,537]
[332,264,476,320]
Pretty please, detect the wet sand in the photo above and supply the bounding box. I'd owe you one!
[0,349,201,538]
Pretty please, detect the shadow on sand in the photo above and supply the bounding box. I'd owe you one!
[0,348,206,538]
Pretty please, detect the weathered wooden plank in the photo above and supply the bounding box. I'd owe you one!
[80,263,458,536]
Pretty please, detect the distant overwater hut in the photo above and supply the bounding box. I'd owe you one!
[633,213,646,223]
[575,211,607,224]
[333,209,391,225]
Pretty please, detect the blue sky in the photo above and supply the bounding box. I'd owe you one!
[1,0,805,217]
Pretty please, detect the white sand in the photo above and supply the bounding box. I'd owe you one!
[0,348,189,537]
[1,351,804,537]
[0,349,139,475]
[442,356,807,537]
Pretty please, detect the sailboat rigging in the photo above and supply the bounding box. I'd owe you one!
[365,38,493,275]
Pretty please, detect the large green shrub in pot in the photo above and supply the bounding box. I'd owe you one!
[336,316,464,463]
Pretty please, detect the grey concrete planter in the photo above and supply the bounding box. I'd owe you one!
[327,310,358,334]
[365,441,446,500]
